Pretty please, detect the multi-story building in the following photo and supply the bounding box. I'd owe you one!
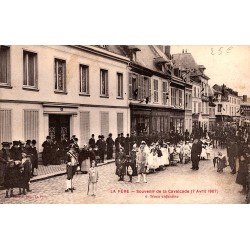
[125,45,188,135]
[240,95,250,126]
[0,45,130,151]
[172,51,210,132]
[212,84,241,124]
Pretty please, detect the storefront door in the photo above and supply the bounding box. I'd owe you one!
[49,115,70,142]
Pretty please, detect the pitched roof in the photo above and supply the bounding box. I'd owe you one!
[172,53,210,79]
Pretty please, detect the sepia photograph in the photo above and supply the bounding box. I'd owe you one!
[1,44,250,204]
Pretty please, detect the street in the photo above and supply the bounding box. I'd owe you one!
[0,149,246,204]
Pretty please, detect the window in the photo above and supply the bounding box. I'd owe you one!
[179,90,183,107]
[79,64,89,94]
[0,46,10,85]
[153,79,158,102]
[23,50,38,88]
[193,101,196,113]
[0,109,12,145]
[198,102,201,113]
[117,113,124,134]
[218,104,222,112]
[55,58,66,92]
[193,87,196,97]
[162,81,169,105]
[171,88,177,106]
[117,73,123,98]
[24,110,39,144]
[100,112,109,138]
[80,112,90,145]
[129,73,138,99]
[100,69,108,96]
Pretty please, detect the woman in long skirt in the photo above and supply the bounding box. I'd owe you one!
[78,144,90,174]
[115,147,127,181]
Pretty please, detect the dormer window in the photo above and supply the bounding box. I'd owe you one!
[99,45,106,49]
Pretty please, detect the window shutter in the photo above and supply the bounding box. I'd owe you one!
[24,110,39,146]
[80,112,90,146]
[0,110,12,145]
[129,73,132,99]
[138,75,143,100]
[117,113,124,134]
[148,77,151,102]
[100,112,109,138]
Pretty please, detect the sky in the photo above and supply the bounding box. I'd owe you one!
[171,45,250,96]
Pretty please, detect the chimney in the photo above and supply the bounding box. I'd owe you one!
[182,49,184,53]
[164,45,171,58]
[185,49,187,53]
[243,95,247,102]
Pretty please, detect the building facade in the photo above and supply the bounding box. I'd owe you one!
[213,84,241,125]
[0,45,130,151]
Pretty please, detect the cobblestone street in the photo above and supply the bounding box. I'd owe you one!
[0,149,246,204]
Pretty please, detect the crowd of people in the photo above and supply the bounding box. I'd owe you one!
[0,140,38,197]
[0,125,250,202]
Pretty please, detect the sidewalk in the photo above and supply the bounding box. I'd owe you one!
[30,159,115,183]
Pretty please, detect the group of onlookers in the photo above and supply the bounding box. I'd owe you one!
[0,140,38,197]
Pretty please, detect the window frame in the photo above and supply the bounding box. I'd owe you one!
[79,64,89,95]
[23,50,38,90]
[100,69,109,97]
[54,58,67,94]
[153,79,159,103]
[0,45,11,87]
[116,72,123,99]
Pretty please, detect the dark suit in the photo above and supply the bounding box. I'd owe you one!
[191,141,202,170]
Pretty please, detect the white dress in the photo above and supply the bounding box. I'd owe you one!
[161,147,169,166]
[200,145,207,159]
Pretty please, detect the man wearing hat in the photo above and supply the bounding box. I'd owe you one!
[98,135,106,163]
[10,141,22,162]
[191,137,202,170]
[106,133,114,160]
[115,134,121,153]
[42,136,52,166]
[89,134,96,149]
[65,144,79,192]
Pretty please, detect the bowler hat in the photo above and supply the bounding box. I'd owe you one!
[1,142,10,147]
[13,141,20,146]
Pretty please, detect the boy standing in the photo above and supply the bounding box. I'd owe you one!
[88,160,99,196]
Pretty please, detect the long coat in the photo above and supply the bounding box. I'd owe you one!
[115,151,127,176]
[236,160,249,186]
[191,141,202,163]
[0,149,11,186]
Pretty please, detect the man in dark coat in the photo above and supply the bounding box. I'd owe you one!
[191,138,202,170]
[61,135,70,163]
[115,134,121,153]
[10,141,22,161]
[236,150,250,194]
[89,134,96,149]
[120,133,125,149]
[42,136,52,166]
[226,138,238,174]
[98,135,106,163]
[30,140,38,176]
[124,133,130,156]
[106,133,114,160]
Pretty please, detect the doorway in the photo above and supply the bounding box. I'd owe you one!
[49,114,70,142]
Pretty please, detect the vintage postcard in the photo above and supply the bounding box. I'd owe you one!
[0,45,249,204]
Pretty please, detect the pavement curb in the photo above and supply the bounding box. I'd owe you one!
[30,159,115,183]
